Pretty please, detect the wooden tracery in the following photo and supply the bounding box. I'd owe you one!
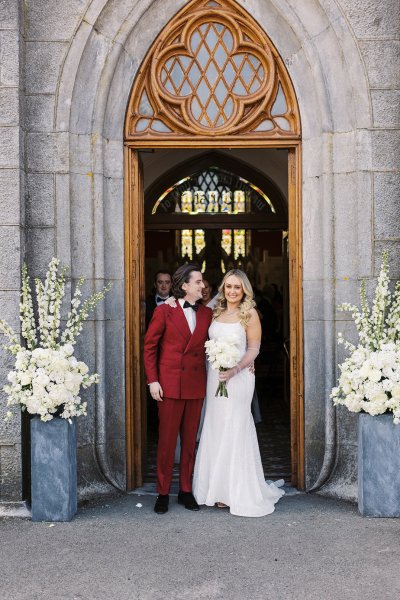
[125,0,300,142]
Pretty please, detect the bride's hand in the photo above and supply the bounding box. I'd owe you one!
[218,366,239,382]
[164,296,177,308]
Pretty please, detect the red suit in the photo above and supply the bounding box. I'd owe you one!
[144,302,212,494]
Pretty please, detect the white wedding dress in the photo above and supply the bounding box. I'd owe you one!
[193,320,285,517]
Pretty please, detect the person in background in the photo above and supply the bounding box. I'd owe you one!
[145,270,172,328]
[200,278,213,306]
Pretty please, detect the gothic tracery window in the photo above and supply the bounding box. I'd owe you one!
[125,0,300,141]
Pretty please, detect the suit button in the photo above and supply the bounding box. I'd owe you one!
[182,367,185,371]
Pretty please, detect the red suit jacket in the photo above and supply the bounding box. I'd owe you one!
[144,302,212,399]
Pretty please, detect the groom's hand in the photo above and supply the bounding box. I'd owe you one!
[149,382,164,402]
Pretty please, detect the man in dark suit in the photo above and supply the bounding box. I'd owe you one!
[145,270,172,328]
[144,264,212,514]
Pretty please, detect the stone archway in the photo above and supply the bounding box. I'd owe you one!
[55,0,372,499]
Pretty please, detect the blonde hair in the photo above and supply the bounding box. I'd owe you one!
[213,269,256,328]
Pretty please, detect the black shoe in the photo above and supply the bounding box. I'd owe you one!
[154,494,169,514]
[178,491,200,511]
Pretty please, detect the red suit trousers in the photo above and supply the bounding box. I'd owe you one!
[157,397,203,495]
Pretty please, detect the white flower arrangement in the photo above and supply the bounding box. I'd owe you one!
[0,258,111,422]
[204,334,241,397]
[331,252,400,424]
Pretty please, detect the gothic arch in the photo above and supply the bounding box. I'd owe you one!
[124,0,300,143]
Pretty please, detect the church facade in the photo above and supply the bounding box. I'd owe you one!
[0,0,399,505]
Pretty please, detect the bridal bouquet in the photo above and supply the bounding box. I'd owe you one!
[205,334,241,397]
[0,258,111,422]
[331,252,400,424]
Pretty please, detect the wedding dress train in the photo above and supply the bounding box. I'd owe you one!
[193,320,284,517]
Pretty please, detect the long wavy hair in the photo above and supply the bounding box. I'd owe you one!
[213,269,256,328]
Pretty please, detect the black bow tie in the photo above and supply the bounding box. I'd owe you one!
[183,301,199,312]
[156,296,168,303]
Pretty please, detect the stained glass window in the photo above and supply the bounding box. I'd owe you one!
[233,229,245,260]
[181,191,193,213]
[195,229,206,254]
[233,190,245,213]
[181,229,193,260]
[221,229,232,255]
[152,167,275,215]
[180,229,206,261]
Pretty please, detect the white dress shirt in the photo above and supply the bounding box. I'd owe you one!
[178,298,196,334]
[155,294,169,306]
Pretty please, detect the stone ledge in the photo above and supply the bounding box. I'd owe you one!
[0,501,31,519]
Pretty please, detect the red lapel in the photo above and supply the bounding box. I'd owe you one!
[185,305,209,351]
[167,302,192,343]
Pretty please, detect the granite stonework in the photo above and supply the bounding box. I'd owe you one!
[0,0,24,503]
[358,414,400,518]
[0,0,399,504]
[31,418,77,522]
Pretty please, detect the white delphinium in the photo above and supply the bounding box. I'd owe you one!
[205,334,241,397]
[332,252,400,424]
[20,263,37,350]
[61,278,111,346]
[385,281,400,343]
[0,258,111,422]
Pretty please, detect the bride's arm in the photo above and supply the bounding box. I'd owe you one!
[219,309,261,382]
[164,296,177,307]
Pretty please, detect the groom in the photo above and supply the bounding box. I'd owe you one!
[144,264,212,514]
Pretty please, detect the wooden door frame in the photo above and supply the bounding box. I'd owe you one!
[124,141,304,490]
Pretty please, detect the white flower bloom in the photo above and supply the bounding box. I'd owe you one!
[370,391,387,404]
[7,371,17,384]
[62,344,74,357]
[369,368,382,383]
[77,361,89,375]
[19,372,32,386]
[382,379,394,392]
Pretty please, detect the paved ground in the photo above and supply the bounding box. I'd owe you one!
[1,491,399,600]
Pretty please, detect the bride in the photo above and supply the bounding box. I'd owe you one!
[193,269,284,517]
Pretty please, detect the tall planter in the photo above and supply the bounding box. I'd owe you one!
[358,413,400,517]
[31,417,77,522]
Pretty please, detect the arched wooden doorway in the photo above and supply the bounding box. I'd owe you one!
[124,0,303,489]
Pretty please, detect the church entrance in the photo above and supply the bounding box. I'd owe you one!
[123,0,303,491]
[142,151,292,486]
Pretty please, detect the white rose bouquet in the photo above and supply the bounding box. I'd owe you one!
[0,258,111,422]
[204,334,241,398]
[331,252,400,424]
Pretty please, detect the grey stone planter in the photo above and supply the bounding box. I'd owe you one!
[358,413,400,518]
[31,417,77,522]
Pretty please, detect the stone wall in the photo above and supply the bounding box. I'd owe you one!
[0,0,24,501]
[321,0,400,499]
[0,0,398,502]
